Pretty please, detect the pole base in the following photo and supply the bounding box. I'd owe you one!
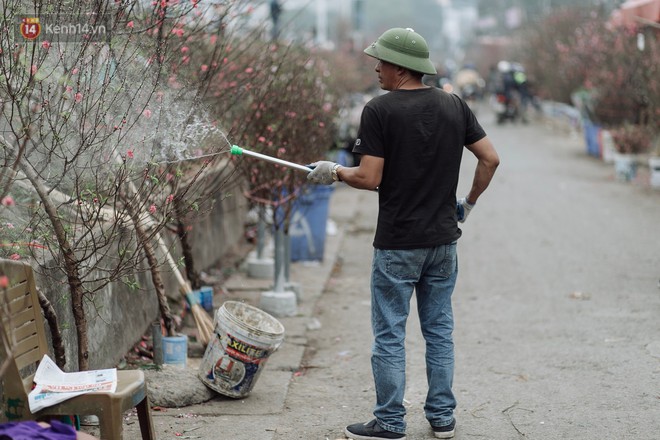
[247,257,275,279]
[259,290,297,317]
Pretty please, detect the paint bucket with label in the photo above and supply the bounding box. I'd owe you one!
[198,301,285,398]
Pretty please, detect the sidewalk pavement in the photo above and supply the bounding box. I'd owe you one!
[115,184,361,440]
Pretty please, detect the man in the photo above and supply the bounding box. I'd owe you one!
[307,28,499,440]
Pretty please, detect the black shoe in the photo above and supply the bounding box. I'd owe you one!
[431,418,456,438]
[344,419,406,440]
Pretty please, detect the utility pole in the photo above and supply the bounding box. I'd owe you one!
[270,0,282,41]
[352,0,364,52]
[316,0,328,47]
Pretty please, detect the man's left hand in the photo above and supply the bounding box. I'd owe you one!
[307,161,337,185]
[456,197,475,223]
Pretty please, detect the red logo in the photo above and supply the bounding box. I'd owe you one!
[20,18,41,40]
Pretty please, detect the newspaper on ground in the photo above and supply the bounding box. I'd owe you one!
[28,354,117,413]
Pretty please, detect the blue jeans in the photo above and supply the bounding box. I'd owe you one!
[370,243,458,434]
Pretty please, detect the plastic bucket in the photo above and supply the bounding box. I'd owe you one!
[198,286,214,313]
[650,157,660,189]
[289,185,334,261]
[162,334,188,368]
[185,286,214,313]
[613,153,637,182]
[198,301,285,398]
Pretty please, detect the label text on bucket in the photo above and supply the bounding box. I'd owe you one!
[225,335,270,363]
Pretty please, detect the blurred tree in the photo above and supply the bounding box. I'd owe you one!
[477,0,623,33]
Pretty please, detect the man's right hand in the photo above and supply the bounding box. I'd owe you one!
[306,161,337,185]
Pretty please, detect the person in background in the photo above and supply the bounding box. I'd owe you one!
[512,62,532,122]
[307,27,499,440]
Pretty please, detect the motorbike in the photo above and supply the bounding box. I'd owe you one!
[490,91,519,124]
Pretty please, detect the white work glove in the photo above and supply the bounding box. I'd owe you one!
[306,161,337,185]
[456,197,475,223]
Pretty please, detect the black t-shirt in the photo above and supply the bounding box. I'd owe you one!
[353,87,486,249]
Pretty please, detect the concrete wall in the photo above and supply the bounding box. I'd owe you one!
[34,180,248,371]
[185,180,248,276]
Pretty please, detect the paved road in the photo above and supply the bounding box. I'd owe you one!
[274,111,660,440]
[118,109,660,440]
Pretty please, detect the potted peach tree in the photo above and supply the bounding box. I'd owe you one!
[610,123,652,182]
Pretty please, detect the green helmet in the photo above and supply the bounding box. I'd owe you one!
[364,27,437,75]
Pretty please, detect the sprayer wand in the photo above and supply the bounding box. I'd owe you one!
[230,145,313,173]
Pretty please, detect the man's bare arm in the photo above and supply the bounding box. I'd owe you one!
[336,154,383,191]
[464,136,500,204]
